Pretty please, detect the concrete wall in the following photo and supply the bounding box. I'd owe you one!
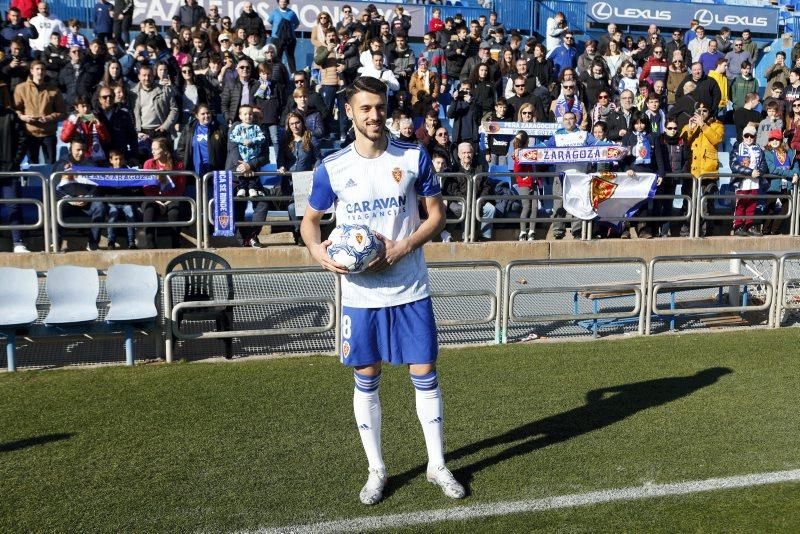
[0,236,797,274]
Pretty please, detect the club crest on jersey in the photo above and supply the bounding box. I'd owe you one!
[342,341,351,358]
[392,167,403,183]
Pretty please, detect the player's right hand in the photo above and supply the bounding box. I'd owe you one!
[312,239,349,274]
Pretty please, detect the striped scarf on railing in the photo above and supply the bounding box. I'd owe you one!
[213,170,235,237]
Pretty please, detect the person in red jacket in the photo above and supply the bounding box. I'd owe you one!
[511,130,538,241]
[142,136,186,248]
[428,8,444,34]
[640,45,668,85]
[10,0,37,21]
[60,96,110,162]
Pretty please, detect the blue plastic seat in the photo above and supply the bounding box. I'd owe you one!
[0,268,39,371]
[106,264,159,366]
[44,266,99,325]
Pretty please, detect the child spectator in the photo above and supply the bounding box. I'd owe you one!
[60,19,89,49]
[228,104,266,197]
[758,101,783,148]
[60,96,110,163]
[105,149,139,249]
[511,130,537,241]
[729,125,768,236]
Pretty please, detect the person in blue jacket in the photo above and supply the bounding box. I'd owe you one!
[267,0,299,74]
[549,30,578,77]
[763,129,800,235]
[93,0,113,44]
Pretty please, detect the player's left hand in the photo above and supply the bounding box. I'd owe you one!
[367,233,411,272]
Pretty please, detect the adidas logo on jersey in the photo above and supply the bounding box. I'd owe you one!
[345,178,357,188]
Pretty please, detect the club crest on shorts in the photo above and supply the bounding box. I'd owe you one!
[342,340,351,359]
[392,167,403,183]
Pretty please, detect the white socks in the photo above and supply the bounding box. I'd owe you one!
[411,371,446,468]
[353,371,385,472]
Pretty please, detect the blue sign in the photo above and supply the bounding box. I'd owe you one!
[587,0,778,33]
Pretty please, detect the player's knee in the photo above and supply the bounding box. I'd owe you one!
[409,363,435,377]
[355,362,382,376]
[409,367,439,391]
[354,369,381,393]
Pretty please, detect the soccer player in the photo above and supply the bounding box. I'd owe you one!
[300,76,465,505]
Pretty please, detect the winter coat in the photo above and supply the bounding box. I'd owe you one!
[680,120,724,179]
[764,149,800,192]
[93,1,113,34]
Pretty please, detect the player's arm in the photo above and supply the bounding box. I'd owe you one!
[301,207,349,274]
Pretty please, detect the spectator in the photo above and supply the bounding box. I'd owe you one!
[640,45,667,85]
[141,137,186,248]
[680,102,723,236]
[1,38,31,94]
[94,85,136,163]
[112,0,133,46]
[469,63,496,118]
[686,25,709,62]
[787,100,800,152]
[60,95,109,162]
[409,56,440,107]
[643,94,665,135]
[725,38,752,82]
[606,89,639,141]
[733,92,762,139]
[576,39,599,76]
[56,46,86,107]
[288,87,324,140]
[763,130,799,235]
[29,2,66,53]
[598,23,617,55]
[676,62,721,112]
[666,28,690,66]
[740,29,757,63]
[53,139,106,250]
[176,63,210,130]
[785,69,800,104]
[698,39,723,76]
[729,125,767,236]
[757,101,783,148]
[485,98,513,166]
[715,26,732,54]
[388,32,415,90]
[421,31,446,83]
[447,80,480,148]
[461,41,499,85]
[589,89,616,127]
[544,11,567,57]
[550,31,578,77]
[620,112,658,238]
[613,60,639,97]
[358,52,400,95]
[429,127,457,170]
[93,0,113,44]
[444,142,494,241]
[220,57,257,125]
[1,7,39,53]
[179,0,205,30]
[132,64,178,147]
[445,25,469,91]
[666,58,687,105]
[654,117,691,237]
[253,51,288,146]
[0,102,30,252]
[766,53,790,97]
[14,60,65,163]
[59,18,88,50]
[388,5,411,35]
[229,104,266,197]
[428,8,444,35]
[730,61,758,110]
[708,58,729,117]
[37,31,67,82]
[511,130,537,241]
[104,149,139,249]
[268,0,298,73]
[602,39,627,79]
[551,78,587,130]
[415,110,439,147]
[176,102,227,184]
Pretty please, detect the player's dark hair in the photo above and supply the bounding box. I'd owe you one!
[346,76,388,103]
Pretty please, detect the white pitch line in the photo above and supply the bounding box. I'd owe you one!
[245,469,800,534]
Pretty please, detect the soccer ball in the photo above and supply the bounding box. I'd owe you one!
[326,224,384,273]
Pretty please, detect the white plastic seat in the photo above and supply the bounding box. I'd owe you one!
[44,266,99,325]
[0,267,39,327]
[105,265,158,322]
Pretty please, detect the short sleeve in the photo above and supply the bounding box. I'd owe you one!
[415,148,441,197]
[308,162,337,212]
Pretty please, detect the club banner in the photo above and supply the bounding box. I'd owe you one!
[482,121,559,137]
[518,145,629,164]
[213,170,235,237]
[563,171,657,220]
[67,166,160,187]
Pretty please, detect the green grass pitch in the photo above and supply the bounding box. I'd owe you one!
[1,328,800,532]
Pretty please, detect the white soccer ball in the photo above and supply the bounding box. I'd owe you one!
[326,224,384,273]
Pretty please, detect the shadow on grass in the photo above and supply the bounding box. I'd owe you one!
[0,433,73,453]
[387,367,733,497]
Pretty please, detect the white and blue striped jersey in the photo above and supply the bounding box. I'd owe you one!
[308,138,442,308]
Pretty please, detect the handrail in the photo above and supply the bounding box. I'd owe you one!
[50,170,202,252]
[0,172,50,251]
[436,173,472,243]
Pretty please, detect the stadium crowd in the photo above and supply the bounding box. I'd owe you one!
[1,0,798,250]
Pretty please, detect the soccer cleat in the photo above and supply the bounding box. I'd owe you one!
[427,465,465,499]
[359,467,388,505]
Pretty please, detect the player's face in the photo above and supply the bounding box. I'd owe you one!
[347,90,387,143]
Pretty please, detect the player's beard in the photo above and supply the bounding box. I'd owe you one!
[354,118,385,142]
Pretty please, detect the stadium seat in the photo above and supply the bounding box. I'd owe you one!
[44,266,99,325]
[165,251,234,360]
[0,268,39,372]
[106,264,159,366]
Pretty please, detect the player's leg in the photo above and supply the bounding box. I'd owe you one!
[397,298,465,499]
[343,306,388,504]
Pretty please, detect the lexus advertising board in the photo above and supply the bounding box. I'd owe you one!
[587,0,778,33]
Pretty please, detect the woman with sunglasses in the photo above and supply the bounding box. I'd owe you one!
[176,63,210,129]
[589,89,617,127]
[311,11,333,51]
[666,57,687,105]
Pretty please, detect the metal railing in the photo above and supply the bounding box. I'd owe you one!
[428,261,503,343]
[201,171,336,247]
[437,173,471,242]
[775,252,800,326]
[49,170,202,252]
[646,253,779,335]
[0,172,50,252]
[502,258,648,342]
[163,266,340,363]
